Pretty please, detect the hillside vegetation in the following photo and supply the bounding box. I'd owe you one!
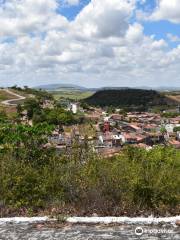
[84,89,176,109]
[0,89,17,101]
[0,89,21,118]
[0,86,54,117]
[0,123,179,216]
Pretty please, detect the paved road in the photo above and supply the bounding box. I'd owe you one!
[1,89,26,106]
[0,223,179,240]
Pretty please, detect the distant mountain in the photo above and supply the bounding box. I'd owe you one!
[35,84,87,91]
[84,89,176,108]
[35,84,180,93]
[35,84,142,92]
[155,87,180,92]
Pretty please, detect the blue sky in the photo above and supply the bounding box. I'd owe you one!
[143,20,180,48]
[58,0,91,20]
[0,0,180,88]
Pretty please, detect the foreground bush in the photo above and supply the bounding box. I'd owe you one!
[0,133,179,216]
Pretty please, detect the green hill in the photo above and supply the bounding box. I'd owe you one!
[35,84,87,91]
[84,89,174,109]
[0,89,17,101]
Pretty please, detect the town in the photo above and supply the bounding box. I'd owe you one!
[49,105,180,156]
[18,94,180,157]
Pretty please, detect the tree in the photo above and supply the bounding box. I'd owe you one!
[173,126,180,132]
[24,98,41,120]
[16,104,23,116]
[160,126,167,134]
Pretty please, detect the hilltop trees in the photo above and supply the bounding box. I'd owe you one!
[84,89,169,109]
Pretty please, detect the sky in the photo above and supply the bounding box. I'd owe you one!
[0,0,180,88]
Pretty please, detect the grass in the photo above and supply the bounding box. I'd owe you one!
[0,90,18,118]
[51,90,94,100]
[0,89,29,118]
[10,89,33,98]
[64,123,96,137]
[0,89,17,101]
[78,123,96,137]
[9,99,27,105]
[0,88,33,108]
[166,95,180,103]
[0,105,17,118]
[164,91,180,103]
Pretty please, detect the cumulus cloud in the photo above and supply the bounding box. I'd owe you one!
[125,23,143,43]
[73,0,135,39]
[0,0,180,87]
[0,0,68,37]
[149,0,180,23]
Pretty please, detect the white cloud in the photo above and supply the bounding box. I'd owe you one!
[126,23,143,43]
[150,0,180,23]
[0,0,68,37]
[65,0,80,6]
[73,0,135,39]
[167,33,180,42]
[0,0,180,87]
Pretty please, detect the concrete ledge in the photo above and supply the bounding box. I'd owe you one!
[67,216,180,225]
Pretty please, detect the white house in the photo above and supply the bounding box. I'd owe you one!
[68,103,78,114]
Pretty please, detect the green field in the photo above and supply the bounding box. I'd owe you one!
[0,89,17,101]
[51,90,94,100]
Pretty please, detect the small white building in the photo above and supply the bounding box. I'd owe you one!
[71,103,78,114]
[104,116,110,122]
[165,124,180,133]
[68,103,79,114]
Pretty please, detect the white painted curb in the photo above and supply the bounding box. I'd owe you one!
[67,216,180,225]
[0,216,179,226]
[0,217,49,225]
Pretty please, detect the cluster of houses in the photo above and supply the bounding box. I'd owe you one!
[17,95,180,156]
[47,107,180,157]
